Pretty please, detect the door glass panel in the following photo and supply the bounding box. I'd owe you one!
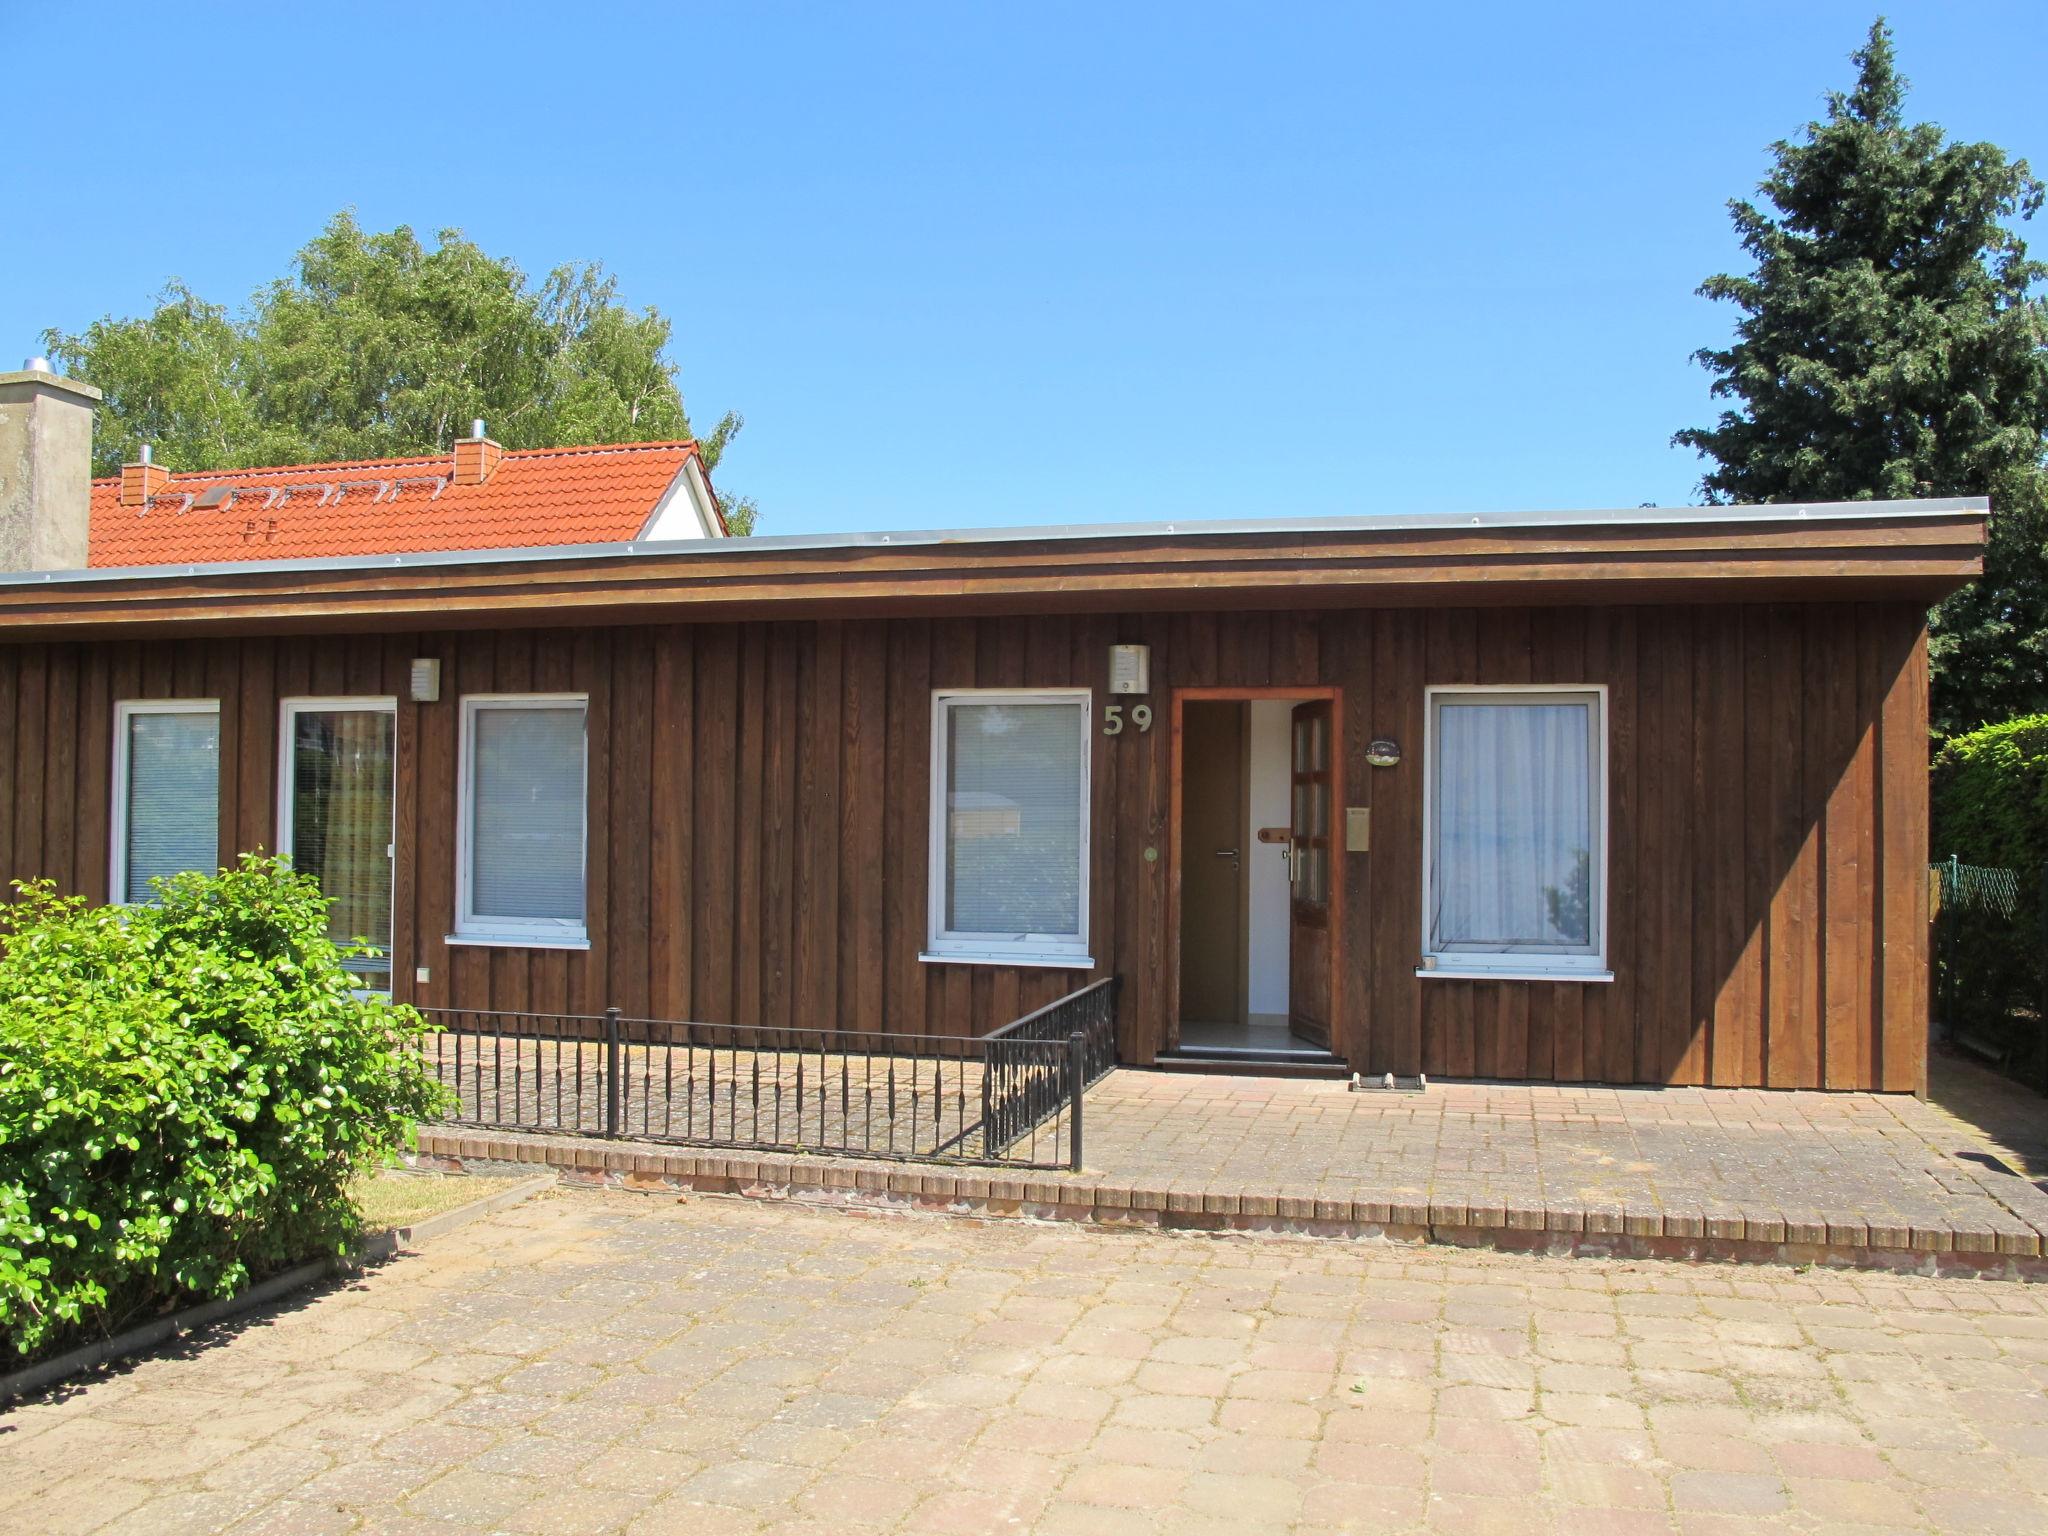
[290,708,396,991]
[1289,774,1328,905]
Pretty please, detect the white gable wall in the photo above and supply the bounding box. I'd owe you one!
[639,456,727,540]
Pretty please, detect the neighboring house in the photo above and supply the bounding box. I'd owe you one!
[0,364,1987,1091]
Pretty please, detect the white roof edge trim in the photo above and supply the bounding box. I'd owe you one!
[15,497,1989,590]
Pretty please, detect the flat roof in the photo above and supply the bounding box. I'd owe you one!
[0,496,1992,589]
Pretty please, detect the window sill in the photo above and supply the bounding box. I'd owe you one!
[920,949,1097,971]
[446,933,592,951]
[1416,964,1613,983]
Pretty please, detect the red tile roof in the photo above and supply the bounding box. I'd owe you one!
[88,441,715,567]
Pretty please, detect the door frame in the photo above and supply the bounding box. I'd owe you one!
[277,696,399,993]
[1166,686,1344,1055]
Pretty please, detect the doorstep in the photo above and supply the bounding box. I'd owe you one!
[411,1124,2048,1282]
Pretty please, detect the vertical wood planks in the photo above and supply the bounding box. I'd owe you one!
[1821,609,1871,1089]
[692,624,739,1026]
[759,624,798,1032]
[1765,606,1819,1087]
[797,622,843,1032]
[0,600,1937,1089]
[1875,608,1930,1093]
[648,626,693,1022]
[608,629,653,1019]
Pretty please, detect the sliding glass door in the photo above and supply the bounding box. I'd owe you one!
[281,701,397,993]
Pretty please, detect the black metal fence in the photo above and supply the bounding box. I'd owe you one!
[1932,857,2047,1090]
[981,978,1118,1161]
[420,977,1119,1169]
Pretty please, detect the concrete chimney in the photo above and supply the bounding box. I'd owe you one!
[0,362,101,571]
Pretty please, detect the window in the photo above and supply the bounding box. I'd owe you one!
[925,689,1092,967]
[280,700,397,991]
[455,695,589,946]
[1422,686,1608,979]
[111,700,221,904]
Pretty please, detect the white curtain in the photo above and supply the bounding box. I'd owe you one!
[471,705,586,922]
[1431,698,1592,951]
[945,701,1083,936]
[124,709,219,903]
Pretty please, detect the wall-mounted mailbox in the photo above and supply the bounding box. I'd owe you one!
[1108,644,1150,695]
[1345,806,1370,852]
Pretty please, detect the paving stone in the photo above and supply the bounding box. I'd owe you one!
[10,1186,2048,1534]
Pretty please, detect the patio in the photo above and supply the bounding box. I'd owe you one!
[417,1048,2048,1279]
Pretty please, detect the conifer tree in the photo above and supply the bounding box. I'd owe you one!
[1677,19,2048,732]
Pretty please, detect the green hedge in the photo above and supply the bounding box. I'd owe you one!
[1930,716,2048,1063]
[0,855,447,1360]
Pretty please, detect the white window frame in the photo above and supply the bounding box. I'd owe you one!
[452,693,591,949]
[923,687,1094,969]
[1419,684,1611,982]
[277,697,399,992]
[110,699,221,906]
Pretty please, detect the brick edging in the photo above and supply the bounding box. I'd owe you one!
[411,1128,2048,1282]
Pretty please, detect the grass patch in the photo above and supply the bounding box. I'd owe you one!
[351,1170,519,1232]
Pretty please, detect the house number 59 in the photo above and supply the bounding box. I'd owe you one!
[1102,703,1153,736]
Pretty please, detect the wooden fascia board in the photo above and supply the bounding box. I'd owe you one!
[0,516,1987,638]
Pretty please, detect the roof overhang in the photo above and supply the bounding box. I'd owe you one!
[0,499,1989,639]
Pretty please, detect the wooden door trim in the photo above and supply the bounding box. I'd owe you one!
[1167,685,1343,1056]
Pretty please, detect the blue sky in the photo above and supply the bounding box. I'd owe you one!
[7,2,2044,536]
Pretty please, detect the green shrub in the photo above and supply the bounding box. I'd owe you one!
[1931,715,2048,878]
[0,855,447,1359]
[1929,716,2048,1061]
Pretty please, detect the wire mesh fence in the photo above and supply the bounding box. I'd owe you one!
[1932,856,2046,1089]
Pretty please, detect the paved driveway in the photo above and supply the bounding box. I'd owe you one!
[5,1188,2047,1535]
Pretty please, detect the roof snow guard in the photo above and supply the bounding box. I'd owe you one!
[87,440,719,567]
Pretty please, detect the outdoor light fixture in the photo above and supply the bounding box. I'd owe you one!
[409,658,442,702]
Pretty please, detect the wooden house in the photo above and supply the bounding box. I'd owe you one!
[0,365,1986,1090]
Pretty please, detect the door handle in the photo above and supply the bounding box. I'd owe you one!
[1215,848,1239,859]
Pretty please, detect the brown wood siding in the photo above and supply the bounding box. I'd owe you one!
[0,601,1932,1090]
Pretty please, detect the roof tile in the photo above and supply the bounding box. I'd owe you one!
[87,441,708,567]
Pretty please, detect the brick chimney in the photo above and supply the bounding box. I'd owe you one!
[119,443,170,507]
[452,419,503,486]
[0,358,101,571]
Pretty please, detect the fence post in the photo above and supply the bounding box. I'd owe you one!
[2037,863,2048,1095]
[1940,856,1959,1044]
[1067,1029,1085,1172]
[604,1007,622,1138]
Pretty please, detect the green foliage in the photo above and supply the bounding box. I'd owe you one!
[1675,20,2048,735]
[1931,714,2048,878]
[0,856,447,1359]
[45,210,757,532]
[1929,716,2048,1057]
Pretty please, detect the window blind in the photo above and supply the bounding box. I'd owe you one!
[470,704,586,923]
[124,709,220,903]
[944,700,1083,936]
